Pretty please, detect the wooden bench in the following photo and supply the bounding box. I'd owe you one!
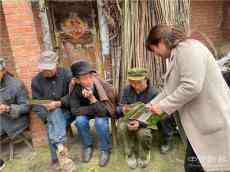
[0,130,33,160]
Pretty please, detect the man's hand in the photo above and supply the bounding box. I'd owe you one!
[0,104,10,113]
[146,103,163,116]
[128,120,139,131]
[82,88,93,99]
[44,101,61,111]
[82,88,97,103]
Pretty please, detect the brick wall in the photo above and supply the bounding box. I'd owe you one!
[223,1,230,41]
[0,3,16,74]
[30,112,48,148]
[190,0,228,43]
[1,0,41,91]
[1,0,47,148]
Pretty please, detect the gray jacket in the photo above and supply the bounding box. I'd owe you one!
[0,73,30,139]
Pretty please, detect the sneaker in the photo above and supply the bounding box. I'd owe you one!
[99,151,110,167]
[137,150,151,168]
[57,144,76,172]
[160,140,172,154]
[126,154,137,169]
[82,147,93,163]
[0,159,5,171]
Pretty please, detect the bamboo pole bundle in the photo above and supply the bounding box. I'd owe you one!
[153,0,191,30]
[108,0,191,92]
[119,0,166,90]
[151,0,191,88]
[103,0,122,92]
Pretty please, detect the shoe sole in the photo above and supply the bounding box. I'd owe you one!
[138,151,151,168]
[83,149,93,163]
[0,164,5,171]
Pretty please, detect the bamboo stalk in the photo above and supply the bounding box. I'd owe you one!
[109,0,191,92]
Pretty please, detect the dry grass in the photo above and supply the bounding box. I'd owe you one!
[1,131,185,172]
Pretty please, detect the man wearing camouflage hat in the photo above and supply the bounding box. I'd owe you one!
[117,68,175,169]
[31,50,75,172]
[0,57,30,169]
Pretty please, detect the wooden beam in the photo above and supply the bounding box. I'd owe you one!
[39,0,54,50]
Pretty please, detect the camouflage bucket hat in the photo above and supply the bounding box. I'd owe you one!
[0,58,6,71]
[127,68,148,81]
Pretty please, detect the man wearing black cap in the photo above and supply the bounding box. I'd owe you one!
[68,60,117,167]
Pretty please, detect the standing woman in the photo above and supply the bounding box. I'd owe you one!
[146,24,230,172]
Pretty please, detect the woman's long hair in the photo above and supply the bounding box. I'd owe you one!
[146,24,189,51]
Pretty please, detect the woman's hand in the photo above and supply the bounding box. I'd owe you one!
[146,103,163,116]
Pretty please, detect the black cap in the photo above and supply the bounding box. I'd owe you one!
[71,60,96,77]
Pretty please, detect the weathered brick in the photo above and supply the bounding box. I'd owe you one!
[30,112,48,148]
[2,0,41,92]
[191,0,227,43]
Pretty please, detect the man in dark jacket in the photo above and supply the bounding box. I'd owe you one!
[0,57,30,140]
[31,50,75,172]
[68,60,116,167]
[116,68,156,169]
[117,68,175,169]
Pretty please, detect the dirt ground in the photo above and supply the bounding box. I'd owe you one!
[0,131,185,172]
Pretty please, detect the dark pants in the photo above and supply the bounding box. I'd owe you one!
[118,119,152,159]
[223,71,230,87]
[157,114,175,143]
[184,141,204,172]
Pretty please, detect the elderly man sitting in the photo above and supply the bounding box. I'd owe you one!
[117,68,175,169]
[31,51,75,172]
[0,57,30,162]
[64,60,117,167]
